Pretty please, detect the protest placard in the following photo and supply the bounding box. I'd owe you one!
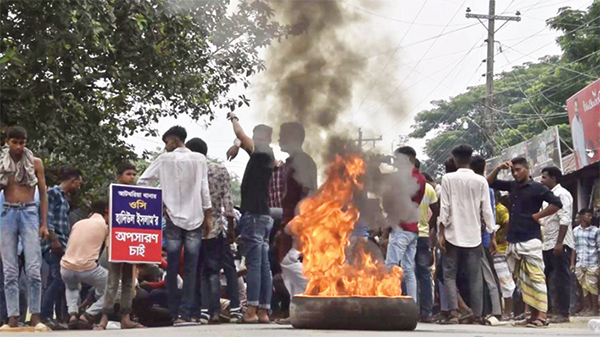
[109,184,162,263]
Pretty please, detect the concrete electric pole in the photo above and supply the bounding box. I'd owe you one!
[355,128,383,151]
[466,1,520,155]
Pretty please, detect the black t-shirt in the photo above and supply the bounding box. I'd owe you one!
[240,144,274,215]
[282,151,318,224]
[491,179,562,243]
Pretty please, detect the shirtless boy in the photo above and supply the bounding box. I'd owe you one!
[0,126,48,328]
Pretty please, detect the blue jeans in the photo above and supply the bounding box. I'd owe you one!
[240,214,273,309]
[385,229,418,301]
[164,220,202,319]
[416,237,433,318]
[41,251,65,320]
[0,203,42,317]
[61,265,108,316]
[0,259,30,323]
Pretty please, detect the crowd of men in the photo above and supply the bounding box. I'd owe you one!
[397,144,599,328]
[0,118,598,330]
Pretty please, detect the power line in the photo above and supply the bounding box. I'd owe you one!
[344,2,466,27]
[501,52,575,153]
[359,0,472,121]
[503,4,600,51]
[352,0,429,117]
[499,0,518,14]
[491,49,600,99]
[503,44,599,80]
[380,34,486,136]
[495,110,528,141]
[402,50,599,164]
[417,1,597,165]
[408,57,598,165]
[423,131,469,171]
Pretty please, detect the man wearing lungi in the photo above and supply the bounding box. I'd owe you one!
[488,157,562,328]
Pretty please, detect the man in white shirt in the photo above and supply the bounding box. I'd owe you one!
[540,166,574,323]
[138,126,212,326]
[438,145,496,324]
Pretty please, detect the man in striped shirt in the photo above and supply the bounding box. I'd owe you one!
[41,166,82,327]
[572,209,600,316]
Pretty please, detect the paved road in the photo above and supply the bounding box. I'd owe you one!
[4,321,597,336]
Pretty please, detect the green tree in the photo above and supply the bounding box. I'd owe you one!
[410,60,560,175]
[0,0,285,193]
[410,1,600,175]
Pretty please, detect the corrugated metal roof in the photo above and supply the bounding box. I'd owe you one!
[562,153,576,174]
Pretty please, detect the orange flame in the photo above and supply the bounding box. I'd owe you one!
[289,154,406,297]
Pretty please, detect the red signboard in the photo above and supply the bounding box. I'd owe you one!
[567,78,600,169]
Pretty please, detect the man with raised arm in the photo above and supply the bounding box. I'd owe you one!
[487,157,562,328]
[225,112,274,324]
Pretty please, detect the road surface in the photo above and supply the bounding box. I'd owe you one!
[4,320,597,336]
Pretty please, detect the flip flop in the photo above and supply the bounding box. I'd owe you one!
[238,317,259,324]
[68,316,79,330]
[35,323,50,332]
[93,324,107,331]
[122,322,146,329]
[526,319,549,328]
[484,316,508,326]
[439,316,459,325]
[275,318,292,325]
[512,319,531,326]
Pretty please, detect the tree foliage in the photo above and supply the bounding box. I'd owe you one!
[0,0,285,195]
[410,2,600,176]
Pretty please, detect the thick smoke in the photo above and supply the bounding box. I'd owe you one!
[258,0,407,160]
[257,0,420,228]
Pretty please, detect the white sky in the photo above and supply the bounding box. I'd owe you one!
[128,0,593,178]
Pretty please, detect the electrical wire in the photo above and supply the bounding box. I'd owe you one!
[503,45,599,80]
[357,0,471,121]
[501,52,576,153]
[344,1,467,27]
[352,0,429,117]
[379,34,486,136]
[381,1,595,139]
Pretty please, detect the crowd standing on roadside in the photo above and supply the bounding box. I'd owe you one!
[0,123,598,331]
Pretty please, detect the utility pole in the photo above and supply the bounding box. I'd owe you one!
[466,1,520,156]
[355,128,382,151]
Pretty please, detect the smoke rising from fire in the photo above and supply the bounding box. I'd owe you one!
[257,0,420,228]
[257,0,408,159]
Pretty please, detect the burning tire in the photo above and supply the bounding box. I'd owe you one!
[290,296,419,331]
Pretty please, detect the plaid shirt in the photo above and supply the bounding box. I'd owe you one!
[573,225,600,268]
[268,163,285,209]
[42,186,70,252]
[206,162,235,239]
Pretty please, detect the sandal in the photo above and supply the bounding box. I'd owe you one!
[67,315,79,330]
[526,318,549,328]
[238,316,259,324]
[122,322,146,329]
[93,324,106,331]
[458,309,473,322]
[512,318,531,326]
[513,312,529,320]
[275,318,291,325]
[439,315,459,325]
[78,313,95,330]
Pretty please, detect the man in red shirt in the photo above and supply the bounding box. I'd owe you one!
[384,146,426,302]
